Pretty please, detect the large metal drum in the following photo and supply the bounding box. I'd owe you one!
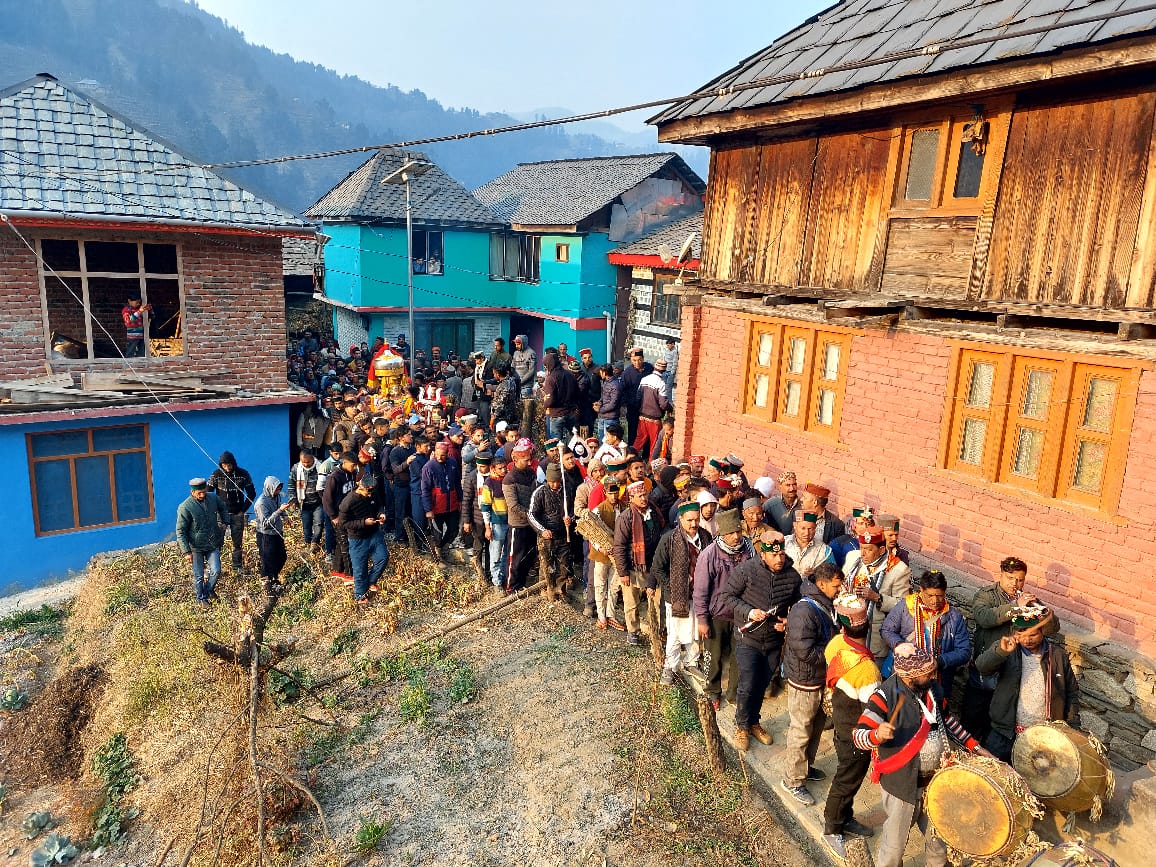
[925,753,1040,860]
[1012,721,1113,816]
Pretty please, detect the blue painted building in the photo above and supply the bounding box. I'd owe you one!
[474,154,705,362]
[0,74,314,591]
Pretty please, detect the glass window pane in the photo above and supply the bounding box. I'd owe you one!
[757,333,774,367]
[816,389,836,425]
[45,275,88,359]
[821,342,841,381]
[753,373,770,407]
[1081,378,1117,432]
[76,455,114,527]
[966,362,995,408]
[84,241,139,273]
[41,239,80,271]
[142,243,178,274]
[1012,428,1045,479]
[31,430,90,458]
[1072,440,1107,493]
[787,337,806,374]
[783,380,802,417]
[92,425,145,452]
[959,417,987,465]
[114,452,151,521]
[1020,369,1053,420]
[905,128,940,200]
[953,140,985,199]
[34,459,75,532]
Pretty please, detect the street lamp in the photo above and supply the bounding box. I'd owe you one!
[380,157,433,366]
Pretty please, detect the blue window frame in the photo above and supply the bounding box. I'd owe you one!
[28,424,153,534]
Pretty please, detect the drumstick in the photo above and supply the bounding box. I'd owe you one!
[887,693,906,725]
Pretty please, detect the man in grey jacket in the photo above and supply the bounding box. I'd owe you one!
[176,477,230,605]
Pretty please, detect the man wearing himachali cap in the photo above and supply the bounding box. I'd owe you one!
[612,478,665,647]
[763,470,801,534]
[648,500,713,685]
[853,644,992,867]
[843,526,911,659]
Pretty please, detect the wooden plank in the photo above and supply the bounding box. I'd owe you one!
[80,370,211,392]
[751,137,816,287]
[657,37,1156,145]
[1127,98,1156,307]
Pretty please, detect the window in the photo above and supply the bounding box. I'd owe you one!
[27,424,153,535]
[555,243,570,263]
[742,319,852,440]
[488,232,540,283]
[893,110,1001,214]
[411,230,443,275]
[651,274,682,327]
[941,345,1141,513]
[38,239,182,359]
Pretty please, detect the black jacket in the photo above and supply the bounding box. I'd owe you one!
[338,489,383,539]
[783,581,837,689]
[722,556,802,650]
[976,639,1080,739]
[541,363,579,417]
[208,450,255,515]
[322,465,357,520]
[460,468,486,527]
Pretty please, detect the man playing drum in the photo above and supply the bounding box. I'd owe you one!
[974,604,1079,762]
[853,643,993,867]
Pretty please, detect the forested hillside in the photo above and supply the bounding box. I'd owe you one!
[0,0,639,211]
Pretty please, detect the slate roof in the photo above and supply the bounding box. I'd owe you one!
[0,74,308,230]
[305,148,502,228]
[611,212,703,262]
[653,0,1156,125]
[472,154,706,226]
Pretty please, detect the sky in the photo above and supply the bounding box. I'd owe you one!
[189,0,832,131]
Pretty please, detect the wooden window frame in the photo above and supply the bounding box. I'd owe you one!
[888,101,1012,219]
[27,423,154,536]
[36,238,185,361]
[555,243,570,263]
[741,317,852,443]
[650,274,682,327]
[938,342,1144,516]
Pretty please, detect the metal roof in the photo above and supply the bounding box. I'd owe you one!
[653,0,1156,125]
[0,74,308,230]
[611,212,703,261]
[472,153,706,226]
[304,148,503,228]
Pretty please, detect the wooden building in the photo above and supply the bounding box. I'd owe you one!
[654,0,1156,762]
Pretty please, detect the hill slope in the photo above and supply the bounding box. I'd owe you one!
[0,0,642,211]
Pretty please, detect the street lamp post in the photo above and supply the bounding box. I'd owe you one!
[380,157,432,365]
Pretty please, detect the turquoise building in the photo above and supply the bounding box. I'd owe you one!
[309,150,705,365]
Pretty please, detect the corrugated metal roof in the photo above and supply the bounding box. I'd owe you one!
[472,153,706,226]
[611,212,704,261]
[0,74,308,230]
[304,148,503,228]
[653,0,1156,125]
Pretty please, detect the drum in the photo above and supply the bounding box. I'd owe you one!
[1012,721,1114,818]
[1019,840,1115,865]
[925,752,1043,861]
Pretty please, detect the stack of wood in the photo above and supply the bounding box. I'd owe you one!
[0,371,236,411]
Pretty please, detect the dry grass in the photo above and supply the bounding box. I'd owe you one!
[8,521,483,866]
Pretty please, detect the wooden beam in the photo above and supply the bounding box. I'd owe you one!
[657,36,1156,145]
[1118,321,1156,341]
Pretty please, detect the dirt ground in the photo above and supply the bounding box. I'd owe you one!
[0,543,814,867]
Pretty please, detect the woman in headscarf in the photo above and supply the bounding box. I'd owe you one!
[695,489,719,536]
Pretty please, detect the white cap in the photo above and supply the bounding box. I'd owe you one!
[753,476,776,498]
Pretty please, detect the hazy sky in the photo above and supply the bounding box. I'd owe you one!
[189,0,831,129]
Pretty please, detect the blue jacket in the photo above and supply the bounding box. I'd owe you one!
[881,597,971,689]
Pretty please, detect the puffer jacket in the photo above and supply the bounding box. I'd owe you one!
[528,482,567,535]
[207,450,255,515]
[597,375,622,419]
[253,476,286,536]
[721,556,802,650]
[783,581,837,689]
[175,491,229,553]
[503,464,538,528]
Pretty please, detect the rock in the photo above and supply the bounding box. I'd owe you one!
[1081,669,1132,708]
[1142,730,1156,752]
[1080,711,1109,741]
[1110,736,1152,768]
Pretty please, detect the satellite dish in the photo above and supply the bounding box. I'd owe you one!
[657,243,674,264]
[676,233,696,264]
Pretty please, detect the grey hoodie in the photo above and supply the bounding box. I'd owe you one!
[511,334,536,388]
[253,475,285,536]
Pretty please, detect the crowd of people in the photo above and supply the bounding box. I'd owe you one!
[175,330,1081,867]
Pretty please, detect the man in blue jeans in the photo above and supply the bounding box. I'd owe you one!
[339,474,390,605]
[287,449,324,554]
[175,476,230,605]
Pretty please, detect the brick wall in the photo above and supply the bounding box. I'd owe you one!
[0,227,287,392]
[676,297,1156,766]
[675,298,1156,653]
